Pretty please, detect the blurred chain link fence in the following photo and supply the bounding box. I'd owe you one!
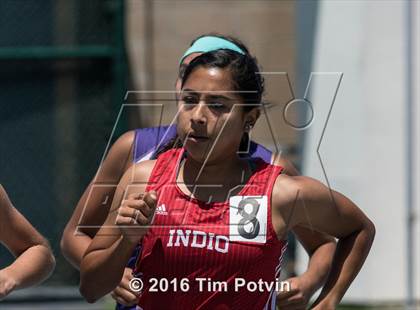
[0,0,128,285]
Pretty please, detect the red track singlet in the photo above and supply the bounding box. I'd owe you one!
[134,148,287,310]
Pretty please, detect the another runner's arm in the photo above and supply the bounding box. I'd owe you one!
[0,185,55,293]
[273,175,375,308]
[61,130,136,269]
[79,160,155,303]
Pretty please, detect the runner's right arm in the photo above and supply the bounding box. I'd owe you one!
[79,160,156,303]
[60,130,136,269]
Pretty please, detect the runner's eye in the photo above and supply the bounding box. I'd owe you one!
[182,95,198,105]
[208,100,231,112]
[209,102,225,109]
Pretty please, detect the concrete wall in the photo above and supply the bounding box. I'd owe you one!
[299,0,420,304]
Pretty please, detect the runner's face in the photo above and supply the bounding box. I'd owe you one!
[177,66,248,163]
[176,52,202,92]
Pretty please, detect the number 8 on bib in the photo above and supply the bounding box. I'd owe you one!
[229,195,268,243]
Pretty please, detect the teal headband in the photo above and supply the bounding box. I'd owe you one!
[180,36,246,64]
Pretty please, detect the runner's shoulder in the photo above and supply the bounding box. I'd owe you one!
[129,159,157,184]
[110,130,136,155]
[94,130,137,181]
[271,153,300,176]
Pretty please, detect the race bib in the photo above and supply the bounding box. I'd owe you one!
[229,195,268,243]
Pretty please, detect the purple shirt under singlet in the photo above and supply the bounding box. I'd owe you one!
[116,124,272,310]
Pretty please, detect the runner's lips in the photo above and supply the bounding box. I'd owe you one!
[188,134,209,142]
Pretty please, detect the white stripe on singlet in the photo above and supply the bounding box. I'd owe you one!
[135,149,155,163]
[264,242,288,310]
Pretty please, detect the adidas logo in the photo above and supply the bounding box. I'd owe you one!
[156,204,168,215]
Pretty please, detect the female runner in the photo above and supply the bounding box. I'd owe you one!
[62,34,337,309]
[79,46,374,309]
